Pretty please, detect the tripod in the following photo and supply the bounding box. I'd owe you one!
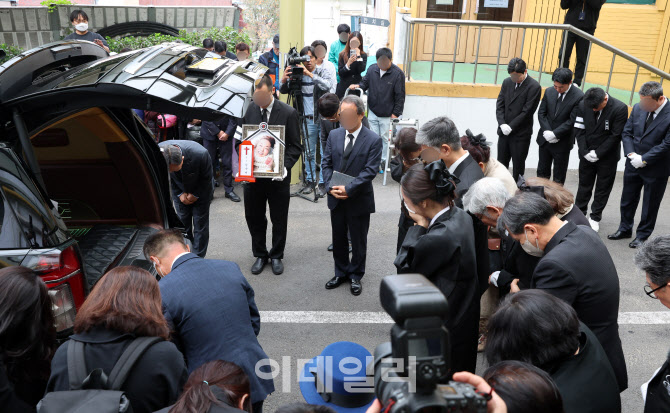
[286,70,319,203]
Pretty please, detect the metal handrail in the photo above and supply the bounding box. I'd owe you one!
[400,16,670,104]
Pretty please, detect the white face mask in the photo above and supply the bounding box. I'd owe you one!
[521,230,544,257]
[75,22,88,32]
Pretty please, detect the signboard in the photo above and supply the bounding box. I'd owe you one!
[359,16,390,28]
[483,0,509,7]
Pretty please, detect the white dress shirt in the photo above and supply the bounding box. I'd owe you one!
[448,152,470,175]
[171,251,191,270]
[261,97,276,120]
[429,206,451,227]
[344,122,363,152]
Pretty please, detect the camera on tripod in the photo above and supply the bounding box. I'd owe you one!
[286,46,311,93]
[374,274,487,413]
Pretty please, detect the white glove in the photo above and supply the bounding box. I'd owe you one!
[543,130,559,143]
[584,150,599,163]
[500,124,512,136]
[630,153,646,169]
[272,167,288,181]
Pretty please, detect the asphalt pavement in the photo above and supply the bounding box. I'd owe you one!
[206,168,670,413]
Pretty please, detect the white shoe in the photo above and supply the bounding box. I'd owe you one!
[589,218,600,232]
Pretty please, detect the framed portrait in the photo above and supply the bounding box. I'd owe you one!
[241,124,286,179]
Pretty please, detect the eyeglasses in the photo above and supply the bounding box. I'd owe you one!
[644,283,666,299]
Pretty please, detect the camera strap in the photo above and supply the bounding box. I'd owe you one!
[310,368,375,408]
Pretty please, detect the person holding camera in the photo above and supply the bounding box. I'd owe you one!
[394,161,480,374]
[336,32,367,99]
[280,46,336,195]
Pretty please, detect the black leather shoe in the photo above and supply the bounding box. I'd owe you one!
[608,230,632,240]
[251,258,268,274]
[325,276,347,289]
[350,279,362,296]
[629,238,646,249]
[225,191,241,202]
[318,183,327,198]
[327,244,334,252]
[271,259,284,275]
[215,181,220,187]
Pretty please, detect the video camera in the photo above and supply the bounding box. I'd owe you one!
[285,46,310,94]
[374,274,487,413]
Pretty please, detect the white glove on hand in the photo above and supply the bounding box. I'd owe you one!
[630,153,646,169]
[272,167,288,181]
[500,124,512,136]
[543,130,559,143]
[584,150,599,163]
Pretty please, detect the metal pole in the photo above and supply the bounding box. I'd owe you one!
[430,23,438,82]
[519,27,526,60]
[473,25,482,84]
[560,29,568,68]
[407,22,415,81]
[630,65,640,106]
[494,26,504,85]
[581,40,592,91]
[404,17,411,78]
[451,24,460,83]
[606,53,616,93]
[538,29,548,85]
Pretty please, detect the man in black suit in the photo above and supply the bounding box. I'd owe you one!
[609,81,670,248]
[241,75,302,275]
[322,95,382,296]
[201,114,240,201]
[415,116,489,296]
[496,58,542,181]
[144,229,273,413]
[536,67,584,184]
[574,87,629,233]
[159,140,213,258]
[500,192,628,392]
[559,0,606,87]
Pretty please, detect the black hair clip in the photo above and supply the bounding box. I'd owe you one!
[424,160,460,197]
[516,175,545,198]
[465,129,489,148]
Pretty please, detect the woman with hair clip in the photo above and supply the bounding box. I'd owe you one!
[157,360,252,413]
[460,129,517,196]
[0,266,57,412]
[394,161,480,375]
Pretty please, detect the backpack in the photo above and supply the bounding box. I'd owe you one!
[37,336,162,413]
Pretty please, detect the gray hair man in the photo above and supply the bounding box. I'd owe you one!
[500,192,628,391]
[635,234,670,408]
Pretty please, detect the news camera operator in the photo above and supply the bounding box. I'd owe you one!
[394,161,480,374]
[280,46,336,194]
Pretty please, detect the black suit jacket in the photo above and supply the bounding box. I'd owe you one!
[496,76,542,139]
[575,95,629,162]
[241,99,303,172]
[395,207,480,375]
[537,85,584,149]
[159,253,274,403]
[531,222,628,391]
[201,115,237,141]
[322,126,382,215]
[622,101,670,177]
[453,155,484,208]
[161,140,214,202]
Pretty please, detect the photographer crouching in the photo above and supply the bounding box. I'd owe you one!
[280,46,336,196]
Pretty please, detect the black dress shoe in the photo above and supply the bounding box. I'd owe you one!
[318,183,327,198]
[215,181,220,187]
[251,258,268,274]
[271,259,284,275]
[225,191,241,202]
[350,279,362,296]
[327,244,334,252]
[325,276,347,289]
[608,230,632,240]
[629,238,646,249]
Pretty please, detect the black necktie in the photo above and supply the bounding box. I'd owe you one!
[595,110,601,122]
[342,134,354,170]
[645,112,655,132]
[555,93,563,115]
[261,108,268,123]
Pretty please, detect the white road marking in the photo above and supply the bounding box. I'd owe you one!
[260,311,670,325]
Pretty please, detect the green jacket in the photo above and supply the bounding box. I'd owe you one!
[328,39,347,82]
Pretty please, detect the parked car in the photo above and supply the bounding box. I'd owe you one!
[0,40,265,338]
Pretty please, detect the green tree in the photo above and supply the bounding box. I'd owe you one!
[242,0,279,52]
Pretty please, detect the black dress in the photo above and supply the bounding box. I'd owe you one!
[336,53,368,99]
[549,323,621,413]
[394,207,480,375]
[389,155,415,253]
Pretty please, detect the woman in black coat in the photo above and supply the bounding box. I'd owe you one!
[394,161,480,375]
[46,266,187,413]
[336,31,368,99]
[389,127,421,253]
[0,267,57,412]
[486,290,621,413]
